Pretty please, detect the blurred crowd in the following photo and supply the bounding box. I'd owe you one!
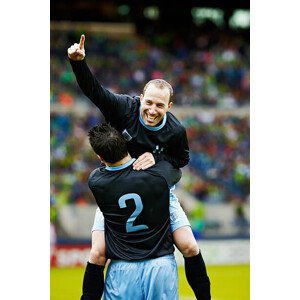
[51,28,249,237]
[51,30,249,108]
[51,111,249,207]
[51,111,102,207]
[182,113,249,204]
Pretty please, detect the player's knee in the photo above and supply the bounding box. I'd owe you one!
[89,248,106,265]
[180,241,199,257]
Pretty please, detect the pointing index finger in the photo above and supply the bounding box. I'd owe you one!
[79,34,85,49]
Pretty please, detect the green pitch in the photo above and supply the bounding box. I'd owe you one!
[51,264,249,300]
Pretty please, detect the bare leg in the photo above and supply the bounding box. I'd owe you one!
[89,230,107,265]
[81,231,106,300]
[173,226,199,257]
[173,226,211,300]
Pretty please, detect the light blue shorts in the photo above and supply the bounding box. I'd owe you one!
[91,186,190,233]
[103,254,178,300]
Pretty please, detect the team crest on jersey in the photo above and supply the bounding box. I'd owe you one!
[153,145,164,154]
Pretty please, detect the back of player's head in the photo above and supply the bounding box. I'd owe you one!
[88,123,128,163]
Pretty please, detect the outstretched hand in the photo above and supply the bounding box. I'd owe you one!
[67,34,85,61]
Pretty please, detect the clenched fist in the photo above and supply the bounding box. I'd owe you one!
[67,34,85,61]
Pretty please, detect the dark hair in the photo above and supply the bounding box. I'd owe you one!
[143,79,174,103]
[88,123,128,163]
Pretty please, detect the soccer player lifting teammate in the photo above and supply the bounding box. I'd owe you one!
[68,34,211,300]
[86,123,179,299]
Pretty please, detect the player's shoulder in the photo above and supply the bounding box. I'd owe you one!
[88,166,106,187]
[166,111,186,134]
[116,94,140,105]
[146,160,174,177]
[146,161,182,187]
[89,168,99,179]
[116,94,140,114]
[155,160,174,169]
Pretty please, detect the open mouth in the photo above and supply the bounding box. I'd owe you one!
[145,113,158,124]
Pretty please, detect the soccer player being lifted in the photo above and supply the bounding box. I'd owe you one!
[87,123,180,299]
[68,34,211,300]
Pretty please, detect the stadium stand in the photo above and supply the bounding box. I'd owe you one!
[50,25,249,241]
[51,29,249,108]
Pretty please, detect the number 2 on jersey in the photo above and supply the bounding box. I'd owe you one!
[118,193,149,233]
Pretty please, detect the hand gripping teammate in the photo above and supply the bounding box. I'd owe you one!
[68,35,211,300]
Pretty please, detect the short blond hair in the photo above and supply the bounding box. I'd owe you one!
[143,79,174,103]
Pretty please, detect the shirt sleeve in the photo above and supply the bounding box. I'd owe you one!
[69,59,134,124]
[153,161,182,187]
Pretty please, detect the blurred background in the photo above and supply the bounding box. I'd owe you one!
[50,0,250,299]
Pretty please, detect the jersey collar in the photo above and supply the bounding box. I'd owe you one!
[139,107,167,131]
[105,158,136,171]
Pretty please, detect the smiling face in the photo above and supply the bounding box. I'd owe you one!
[140,83,173,127]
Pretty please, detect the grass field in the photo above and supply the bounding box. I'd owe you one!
[51,264,249,300]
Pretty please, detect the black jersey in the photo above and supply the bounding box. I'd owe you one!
[88,159,181,261]
[70,59,189,169]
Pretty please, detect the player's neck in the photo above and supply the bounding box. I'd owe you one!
[106,154,132,167]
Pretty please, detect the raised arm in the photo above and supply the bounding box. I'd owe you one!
[67,35,129,122]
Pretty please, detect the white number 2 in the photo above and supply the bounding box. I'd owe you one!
[118,193,149,233]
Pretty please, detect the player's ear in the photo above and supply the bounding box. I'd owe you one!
[168,101,173,110]
[140,94,143,101]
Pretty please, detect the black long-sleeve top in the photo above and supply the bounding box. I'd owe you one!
[70,59,190,169]
[89,160,181,260]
